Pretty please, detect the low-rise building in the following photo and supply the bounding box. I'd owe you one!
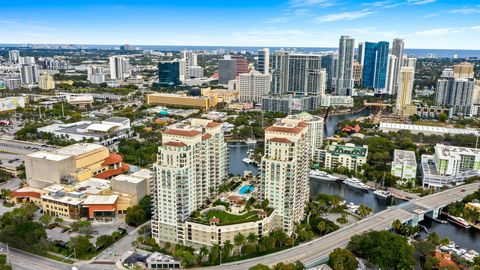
[320,95,354,107]
[0,96,25,113]
[38,117,132,145]
[145,92,217,110]
[25,143,129,188]
[261,95,319,113]
[318,142,368,172]
[391,150,417,184]
[421,144,480,188]
[379,122,478,136]
[201,88,239,104]
[83,195,119,220]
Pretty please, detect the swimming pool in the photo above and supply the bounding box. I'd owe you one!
[239,185,255,195]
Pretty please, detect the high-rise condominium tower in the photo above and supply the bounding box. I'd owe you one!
[260,118,310,235]
[151,119,228,244]
[392,38,405,94]
[9,50,20,64]
[257,48,270,75]
[218,55,237,84]
[109,56,130,80]
[362,41,389,94]
[395,67,415,117]
[335,36,355,96]
[239,71,271,103]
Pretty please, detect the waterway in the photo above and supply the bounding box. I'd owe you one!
[227,110,479,251]
[324,108,373,137]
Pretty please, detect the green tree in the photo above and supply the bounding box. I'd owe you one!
[347,230,414,270]
[438,112,448,122]
[138,195,153,219]
[209,244,220,265]
[67,235,94,258]
[358,204,372,218]
[249,264,271,270]
[247,233,258,244]
[71,220,94,235]
[222,240,234,259]
[125,205,147,227]
[95,235,114,249]
[39,214,53,227]
[234,233,246,255]
[328,248,359,270]
[198,245,209,263]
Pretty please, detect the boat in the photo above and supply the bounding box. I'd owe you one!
[343,177,369,190]
[447,215,471,229]
[373,189,392,199]
[245,138,257,145]
[242,157,256,164]
[308,170,339,181]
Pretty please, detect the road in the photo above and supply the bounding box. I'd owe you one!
[3,183,479,270]
[197,182,480,269]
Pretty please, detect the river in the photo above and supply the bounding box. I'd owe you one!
[227,110,479,251]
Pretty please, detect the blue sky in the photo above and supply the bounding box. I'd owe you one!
[1,0,480,49]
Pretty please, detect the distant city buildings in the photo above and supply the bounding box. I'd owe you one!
[391,38,405,94]
[158,61,181,87]
[38,72,55,90]
[395,66,415,117]
[335,35,355,96]
[218,55,237,84]
[362,41,389,94]
[239,71,271,103]
[231,55,249,76]
[87,65,106,84]
[8,50,20,64]
[20,64,39,85]
[109,56,130,80]
[256,48,270,75]
[145,92,217,110]
[261,94,319,113]
[436,64,476,117]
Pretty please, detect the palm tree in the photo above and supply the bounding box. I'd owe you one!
[199,246,209,263]
[247,233,258,244]
[392,219,403,232]
[234,233,246,255]
[222,240,234,259]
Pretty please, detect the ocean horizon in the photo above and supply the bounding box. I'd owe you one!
[2,44,480,58]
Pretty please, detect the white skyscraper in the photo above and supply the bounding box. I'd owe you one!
[87,66,106,84]
[19,56,35,65]
[188,66,204,78]
[20,64,39,84]
[285,113,324,160]
[152,119,228,244]
[181,50,198,79]
[386,54,397,95]
[395,67,415,116]
[392,38,405,94]
[261,118,309,235]
[8,50,20,64]
[239,71,271,103]
[257,48,270,75]
[336,35,355,96]
[109,56,130,80]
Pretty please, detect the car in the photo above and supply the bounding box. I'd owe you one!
[461,189,465,192]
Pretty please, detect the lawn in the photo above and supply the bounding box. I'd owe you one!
[203,209,261,225]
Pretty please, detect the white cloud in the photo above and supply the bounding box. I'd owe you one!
[412,26,480,37]
[315,9,374,22]
[450,7,480,14]
[407,0,436,5]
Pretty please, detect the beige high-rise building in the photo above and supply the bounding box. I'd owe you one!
[239,71,271,103]
[454,62,474,79]
[395,67,415,117]
[285,112,324,160]
[260,118,309,235]
[151,119,228,244]
[353,61,362,87]
[38,73,55,90]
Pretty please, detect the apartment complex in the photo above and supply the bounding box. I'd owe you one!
[395,66,415,117]
[391,150,417,184]
[421,144,480,188]
[435,66,476,117]
[239,71,271,103]
[285,112,324,160]
[152,119,228,244]
[318,142,368,172]
[260,118,310,235]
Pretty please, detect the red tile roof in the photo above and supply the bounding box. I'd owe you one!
[163,129,202,137]
[206,121,221,128]
[298,121,308,128]
[202,134,212,140]
[11,191,41,199]
[265,126,304,134]
[164,141,187,147]
[102,153,123,166]
[268,137,293,143]
[95,163,130,179]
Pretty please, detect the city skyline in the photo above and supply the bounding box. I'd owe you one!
[1,0,480,49]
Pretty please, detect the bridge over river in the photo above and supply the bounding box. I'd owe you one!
[200,182,480,270]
